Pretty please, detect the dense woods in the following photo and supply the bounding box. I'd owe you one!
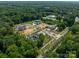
[0,1,79,58]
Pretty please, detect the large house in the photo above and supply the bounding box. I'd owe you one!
[45,24,59,31]
[32,20,41,25]
[75,17,79,22]
[47,24,57,30]
[42,15,56,20]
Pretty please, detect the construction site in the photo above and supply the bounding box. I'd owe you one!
[14,20,69,57]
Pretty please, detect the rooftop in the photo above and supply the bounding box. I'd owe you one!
[47,15,56,18]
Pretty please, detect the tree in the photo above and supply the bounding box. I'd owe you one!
[65,52,76,58]
[0,53,8,58]
[63,16,75,27]
[37,33,45,48]
[6,44,22,58]
[23,47,38,58]
[47,52,59,58]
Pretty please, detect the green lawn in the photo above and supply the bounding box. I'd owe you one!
[42,19,62,25]
[25,21,33,25]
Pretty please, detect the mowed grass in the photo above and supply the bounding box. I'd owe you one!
[25,21,33,25]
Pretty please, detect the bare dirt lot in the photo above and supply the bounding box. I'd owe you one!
[17,23,48,36]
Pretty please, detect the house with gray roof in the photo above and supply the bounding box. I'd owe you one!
[32,20,41,26]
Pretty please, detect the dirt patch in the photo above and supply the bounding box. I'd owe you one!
[38,23,48,30]
[17,23,48,36]
[18,26,35,36]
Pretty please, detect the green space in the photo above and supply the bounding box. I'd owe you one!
[42,19,59,25]
[25,21,33,25]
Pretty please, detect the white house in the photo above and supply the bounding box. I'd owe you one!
[42,15,56,20]
[47,24,57,30]
[75,17,79,22]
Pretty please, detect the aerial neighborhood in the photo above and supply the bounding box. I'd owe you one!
[0,1,79,58]
[15,15,59,41]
